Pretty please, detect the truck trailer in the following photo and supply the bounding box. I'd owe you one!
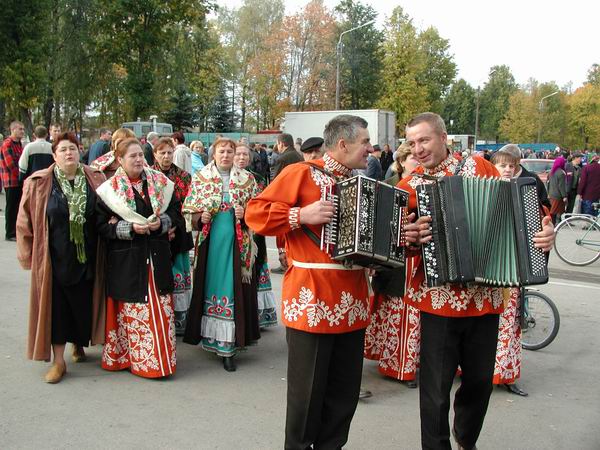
[282,109,396,149]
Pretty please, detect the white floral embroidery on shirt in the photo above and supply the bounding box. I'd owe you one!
[283,287,369,327]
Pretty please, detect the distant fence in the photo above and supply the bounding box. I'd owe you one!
[476,143,559,152]
[184,132,280,147]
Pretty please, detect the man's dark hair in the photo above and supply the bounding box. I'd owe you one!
[323,115,368,150]
[277,133,294,149]
[99,128,110,136]
[34,125,47,139]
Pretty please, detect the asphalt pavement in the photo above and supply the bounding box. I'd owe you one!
[0,191,599,449]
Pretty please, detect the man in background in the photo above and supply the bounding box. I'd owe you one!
[0,121,25,241]
[49,123,62,143]
[143,131,160,165]
[18,125,53,181]
[578,155,600,217]
[87,128,112,164]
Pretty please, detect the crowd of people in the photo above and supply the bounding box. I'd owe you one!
[0,111,598,449]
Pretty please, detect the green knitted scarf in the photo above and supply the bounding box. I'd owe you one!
[53,164,87,264]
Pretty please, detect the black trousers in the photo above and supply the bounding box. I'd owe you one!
[285,327,366,450]
[5,186,22,239]
[419,312,500,450]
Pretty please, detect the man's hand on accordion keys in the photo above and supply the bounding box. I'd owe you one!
[299,200,335,225]
[403,213,432,248]
[533,216,556,253]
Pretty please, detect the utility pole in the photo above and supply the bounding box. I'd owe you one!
[537,91,559,143]
[335,19,376,110]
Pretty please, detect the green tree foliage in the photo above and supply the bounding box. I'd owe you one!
[0,0,51,133]
[587,64,600,86]
[417,27,457,113]
[442,79,476,134]
[567,83,600,149]
[499,90,537,143]
[478,65,517,141]
[377,7,429,130]
[163,89,199,131]
[208,83,236,132]
[95,0,213,120]
[335,0,383,109]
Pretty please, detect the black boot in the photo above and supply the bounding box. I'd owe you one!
[504,383,528,396]
[223,356,236,372]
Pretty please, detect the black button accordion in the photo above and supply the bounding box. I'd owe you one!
[416,175,549,287]
[321,175,409,269]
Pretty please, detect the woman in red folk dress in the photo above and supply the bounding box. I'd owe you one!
[491,150,528,396]
[364,143,421,387]
[96,138,180,378]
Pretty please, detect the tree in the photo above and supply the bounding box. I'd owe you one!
[208,83,237,132]
[587,63,600,86]
[335,0,383,109]
[443,79,476,134]
[499,90,537,142]
[95,0,213,120]
[281,0,337,112]
[0,0,51,134]
[478,65,517,141]
[566,83,600,149]
[378,7,429,131]
[417,27,457,113]
[163,89,198,130]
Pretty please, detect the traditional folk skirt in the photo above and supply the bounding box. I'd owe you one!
[364,293,421,380]
[172,252,192,336]
[200,207,237,357]
[102,263,176,378]
[493,288,521,384]
[257,262,277,328]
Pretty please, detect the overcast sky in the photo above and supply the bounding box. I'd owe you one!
[217,0,597,90]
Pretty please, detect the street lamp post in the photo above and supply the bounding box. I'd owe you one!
[335,19,376,110]
[537,91,559,143]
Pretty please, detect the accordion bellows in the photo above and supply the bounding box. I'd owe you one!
[322,175,409,269]
[417,176,548,287]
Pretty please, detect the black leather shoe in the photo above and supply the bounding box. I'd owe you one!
[223,356,236,372]
[358,389,372,399]
[5,237,16,242]
[271,266,285,274]
[504,383,528,397]
[402,379,418,389]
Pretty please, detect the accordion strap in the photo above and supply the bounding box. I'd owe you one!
[301,224,321,248]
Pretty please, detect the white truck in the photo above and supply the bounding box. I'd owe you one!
[282,109,396,149]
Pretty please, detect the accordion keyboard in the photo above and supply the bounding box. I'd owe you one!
[521,184,547,278]
[417,185,446,286]
[320,185,339,255]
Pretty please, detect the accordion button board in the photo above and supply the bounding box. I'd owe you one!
[321,175,409,269]
[416,175,549,287]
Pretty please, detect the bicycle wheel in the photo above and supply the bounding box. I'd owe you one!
[521,291,560,351]
[554,216,600,266]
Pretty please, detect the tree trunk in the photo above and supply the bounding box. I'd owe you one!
[19,107,34,137]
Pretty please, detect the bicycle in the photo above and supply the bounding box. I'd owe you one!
[520,287,560,351]
[553,203,600,266]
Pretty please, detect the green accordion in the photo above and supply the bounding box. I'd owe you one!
[416,175,548,287]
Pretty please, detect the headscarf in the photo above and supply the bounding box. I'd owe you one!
[550,156,566,176]
[182,161,258,282]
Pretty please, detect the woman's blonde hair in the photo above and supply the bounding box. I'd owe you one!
[391,142,412,173]
[110,128,136,153]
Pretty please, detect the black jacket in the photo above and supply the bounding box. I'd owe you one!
[273,146,303,178]
[96,181,177,302]
[520,165,551,209]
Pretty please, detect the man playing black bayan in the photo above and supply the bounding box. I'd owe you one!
[397,112,555,449]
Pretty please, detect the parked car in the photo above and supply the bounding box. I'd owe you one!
[520,159,554,185]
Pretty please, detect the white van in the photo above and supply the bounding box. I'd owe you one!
[121,121,173,138]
